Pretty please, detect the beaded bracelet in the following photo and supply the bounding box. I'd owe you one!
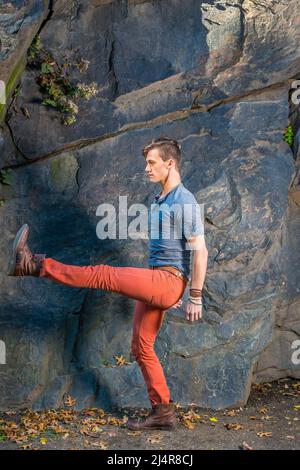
[189,295,202,301]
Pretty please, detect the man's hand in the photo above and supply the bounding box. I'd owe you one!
[185,300,202,322]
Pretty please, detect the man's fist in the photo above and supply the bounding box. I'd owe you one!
[185,300,202,322]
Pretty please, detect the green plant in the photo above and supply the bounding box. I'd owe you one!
[0,169,13,185]
[27,34,41,60]
[0,199,5,206]
[41,428,62,440]
[283,124,294,147]
[27,34,98,125]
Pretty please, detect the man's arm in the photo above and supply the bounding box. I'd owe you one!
[188,234,208,290]
[185,234,208,321]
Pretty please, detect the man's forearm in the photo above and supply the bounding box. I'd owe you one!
[190,248,208,290]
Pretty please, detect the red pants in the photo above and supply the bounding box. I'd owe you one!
[39,258,187,405]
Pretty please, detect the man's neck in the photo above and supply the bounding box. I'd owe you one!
[160,180,181,197]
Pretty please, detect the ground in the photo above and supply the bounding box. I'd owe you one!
[0,378,299,451]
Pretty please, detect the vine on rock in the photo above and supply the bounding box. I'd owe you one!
[27,35,98,125]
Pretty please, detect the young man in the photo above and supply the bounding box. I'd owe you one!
[8,136,208,430]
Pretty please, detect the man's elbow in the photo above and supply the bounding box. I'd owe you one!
[193,244,208,257]
[200,246,208,256]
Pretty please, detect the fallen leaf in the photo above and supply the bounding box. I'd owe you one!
[258,407,269,415]
[182,419,196,430]
[240,441,253,450]
[147,434,163,444]
[90,440,108,449]
[224,410,237,417]
[261,415,272,421]
[257,431,272,438]
[63,394,77,407]
[225,423,243,430]
[114,355,130,366]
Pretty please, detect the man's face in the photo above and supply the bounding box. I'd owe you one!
[144,148,171,183]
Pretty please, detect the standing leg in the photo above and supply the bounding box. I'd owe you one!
[131,300,169,406]
[127,300,178,430]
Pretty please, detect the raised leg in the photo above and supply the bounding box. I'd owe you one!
[39,258,186,309]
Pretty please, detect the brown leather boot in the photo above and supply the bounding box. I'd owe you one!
[126,403,177,431]
[8,224,46,277]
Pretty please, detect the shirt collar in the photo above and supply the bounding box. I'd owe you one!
[154,182,182,202]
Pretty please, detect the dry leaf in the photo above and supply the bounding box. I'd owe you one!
[225,423,243,430]
[90,440,108,449]
[180,410,202,422]
[63,394,77,407]
[224,410,237,417]
[182,419,196,430]
[261,415,272,421]
[258,407,269,414]
[20,444,33,450]
[257,431,272,438]
[147,434,163,444]
[114,355,130,366]
[240,441,253,450]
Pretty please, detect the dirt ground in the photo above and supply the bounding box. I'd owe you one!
[0,378,299,451]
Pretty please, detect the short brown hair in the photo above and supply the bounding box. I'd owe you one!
[142,136,181,171]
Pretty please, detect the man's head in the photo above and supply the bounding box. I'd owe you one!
[142,136,181,183]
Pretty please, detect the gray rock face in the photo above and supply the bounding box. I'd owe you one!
[0,0,299,411]
[0,0,50,118]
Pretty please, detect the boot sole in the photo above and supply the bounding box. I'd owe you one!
[7,224,29,276]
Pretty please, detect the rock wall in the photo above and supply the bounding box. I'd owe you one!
[0,0,299,411]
